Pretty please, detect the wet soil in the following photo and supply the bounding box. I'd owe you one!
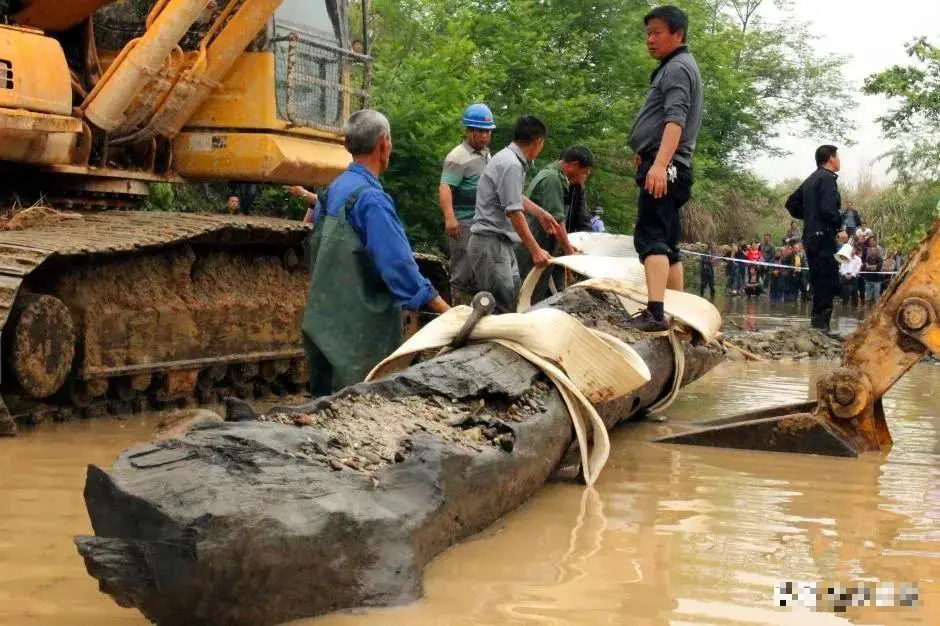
[52,246,306,371]
[1,206,83,230]
[722,327,844,361]
[256,383,555,478]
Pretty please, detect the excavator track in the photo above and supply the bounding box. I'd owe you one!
[0,210,316,434]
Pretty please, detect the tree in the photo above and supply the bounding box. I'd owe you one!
[864,38,940,183]
[365,0,857,250]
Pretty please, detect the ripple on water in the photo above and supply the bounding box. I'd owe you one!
[2,361,940,626]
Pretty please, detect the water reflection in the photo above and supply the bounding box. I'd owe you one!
[2,362,940,626]
[716,294,867,335]
[308,361,940,626]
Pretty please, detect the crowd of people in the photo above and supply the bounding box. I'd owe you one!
[696,208,904,309]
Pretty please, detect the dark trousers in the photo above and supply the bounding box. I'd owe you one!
[805,233,839,328]
[700,272,715,299]
[789,272,807,299]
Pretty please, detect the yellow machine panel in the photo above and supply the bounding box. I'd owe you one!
[0,26,72,115]
[176,52,352,184]
[173,130,351,186]
[185,52,284,130]
[0,27,80,165]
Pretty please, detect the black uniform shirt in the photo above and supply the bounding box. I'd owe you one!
[786,167,842,237]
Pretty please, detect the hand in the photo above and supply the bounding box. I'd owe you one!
[285,185,306,198]
[427,296,450,314]
[634,154,642,171]
[445,217,461,238]
[644,164,668,199]
[534,208,561,238]
[530,246,551,267]
[563,244,582,256]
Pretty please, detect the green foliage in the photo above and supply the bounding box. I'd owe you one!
[143,183,308,219]
[863,182,940,252]
[367,0,856,250]
[864,38,940,183]
[861,37,940,250]
[252,187,310,220]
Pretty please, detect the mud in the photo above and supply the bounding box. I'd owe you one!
[52,246,307,371]
[152,409,224,441]
[0,205,83,230]
[723,327,843,361]
[257,383,555,477]
[564,291,660,345]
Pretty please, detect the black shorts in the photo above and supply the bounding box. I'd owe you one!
[633,158,693,264]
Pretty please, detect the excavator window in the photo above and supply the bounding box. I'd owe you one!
[0,59,11,89]
[271,0,369,133]
[275,0,340,44]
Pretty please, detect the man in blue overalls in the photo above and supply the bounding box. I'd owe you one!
[303,110,450,396]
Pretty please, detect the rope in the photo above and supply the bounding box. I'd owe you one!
[680,248,899,276]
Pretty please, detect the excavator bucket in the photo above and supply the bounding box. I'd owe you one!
[656,220,940,458]
[654,401,863,457]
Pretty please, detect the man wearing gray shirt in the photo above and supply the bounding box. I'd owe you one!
[626,5,703,332]
[468,115,560,312]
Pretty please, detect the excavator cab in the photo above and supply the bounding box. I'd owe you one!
[0,1,379,435]
[657,220,940,457]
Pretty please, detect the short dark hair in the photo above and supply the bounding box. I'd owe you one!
[512,115,547,145]
[560,145,595,168]
[644,5,689,43]
[815,144,839,167]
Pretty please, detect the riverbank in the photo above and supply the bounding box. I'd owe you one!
[721,327,843,361]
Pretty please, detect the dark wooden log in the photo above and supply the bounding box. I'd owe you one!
[74,289,724,626]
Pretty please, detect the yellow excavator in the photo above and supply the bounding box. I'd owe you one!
[0,0,373,434]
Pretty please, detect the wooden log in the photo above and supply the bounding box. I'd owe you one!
[74,289,724,626]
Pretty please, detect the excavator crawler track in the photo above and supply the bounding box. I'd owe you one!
[0,211,316,434]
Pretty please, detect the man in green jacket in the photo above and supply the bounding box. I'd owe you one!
[514,146,594,283]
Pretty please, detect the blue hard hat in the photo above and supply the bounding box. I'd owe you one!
[461,103,496,130]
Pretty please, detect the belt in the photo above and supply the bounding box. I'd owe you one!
[638,152,690,169]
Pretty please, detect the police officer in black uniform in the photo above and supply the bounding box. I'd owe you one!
[785,145,843,334]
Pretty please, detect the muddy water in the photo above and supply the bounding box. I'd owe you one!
[718,295,867,335]
[3,363,940,625]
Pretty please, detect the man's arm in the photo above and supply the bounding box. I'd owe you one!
[646,66,693,199]
[498,162,552,264]
[438,183,460,237]
[555,222,577,255]
[819,177,843,228]
[521,196,561,238]
[440,154,466,238]
[356,191,446,312]
[285,185,319,223]
[527,170,573,248]
[509,211,550,267]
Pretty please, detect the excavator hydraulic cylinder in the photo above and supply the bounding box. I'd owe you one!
[82,0,213,132]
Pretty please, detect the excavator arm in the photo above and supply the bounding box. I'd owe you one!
[658,220,940,457]
[0,0,368,189]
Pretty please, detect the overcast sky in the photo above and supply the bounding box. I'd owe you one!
[748,0,940,187]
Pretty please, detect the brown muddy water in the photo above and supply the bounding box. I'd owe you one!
[3,361,940,626]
